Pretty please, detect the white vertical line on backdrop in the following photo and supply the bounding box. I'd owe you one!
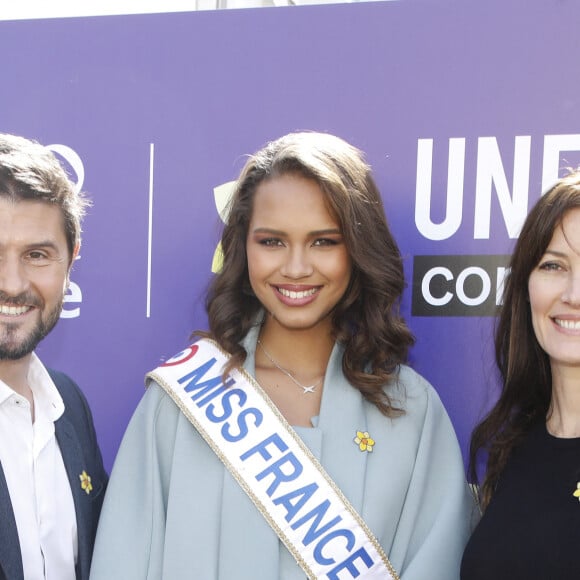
[147,142,155,318]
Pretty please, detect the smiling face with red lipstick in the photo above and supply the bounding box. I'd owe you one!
[247,173,351,336]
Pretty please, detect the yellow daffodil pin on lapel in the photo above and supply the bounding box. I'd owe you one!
[354,431,375,452]
[573,482,580,502]
[79,470,93,495]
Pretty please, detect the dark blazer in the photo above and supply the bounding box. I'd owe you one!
[0,370,108,580]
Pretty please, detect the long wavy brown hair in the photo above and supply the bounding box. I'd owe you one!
[469,169,580,509]
[196,132,414,416]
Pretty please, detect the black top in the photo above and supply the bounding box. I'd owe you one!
[461,422,580,580]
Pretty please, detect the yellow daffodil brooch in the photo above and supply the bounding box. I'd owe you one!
[573,482,580,502]
[79,470,93,495]
[354,431,375,453]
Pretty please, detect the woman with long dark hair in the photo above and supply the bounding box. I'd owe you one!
[462,170,580,579]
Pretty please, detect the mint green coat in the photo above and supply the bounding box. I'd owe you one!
[90,323,475,579]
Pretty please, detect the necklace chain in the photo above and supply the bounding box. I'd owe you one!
[257,339,322,395]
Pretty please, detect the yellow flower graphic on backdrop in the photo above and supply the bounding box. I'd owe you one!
[573,482,580,501]
[354,431,375,452]
[211,181,237,273]
[80,470,93,495]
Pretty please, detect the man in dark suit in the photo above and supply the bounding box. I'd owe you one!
[0,134,107,580]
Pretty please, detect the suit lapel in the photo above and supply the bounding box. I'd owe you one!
[55,416,91,580]
[0,463,24,580]
[317,344,369,514]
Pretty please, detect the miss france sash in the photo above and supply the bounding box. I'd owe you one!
[146,338,399,580]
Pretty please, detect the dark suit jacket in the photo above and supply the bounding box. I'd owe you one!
[0,369,108,580]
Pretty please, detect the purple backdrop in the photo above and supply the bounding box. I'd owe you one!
[1,0,579,471]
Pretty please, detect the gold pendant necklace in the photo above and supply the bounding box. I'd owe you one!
[257,339,323,395]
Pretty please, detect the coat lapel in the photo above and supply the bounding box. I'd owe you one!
[0,463,24,580]
[317,343,369,514]
[55,416,91,580]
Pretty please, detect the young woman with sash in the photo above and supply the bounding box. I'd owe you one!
[90,132,474,580]
[461,170,580,579]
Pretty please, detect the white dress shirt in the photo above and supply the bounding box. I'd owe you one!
[0,354,77,580]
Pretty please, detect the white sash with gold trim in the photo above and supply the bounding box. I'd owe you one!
[146,338,399,580]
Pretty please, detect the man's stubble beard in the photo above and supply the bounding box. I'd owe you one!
[0,298,63,361]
